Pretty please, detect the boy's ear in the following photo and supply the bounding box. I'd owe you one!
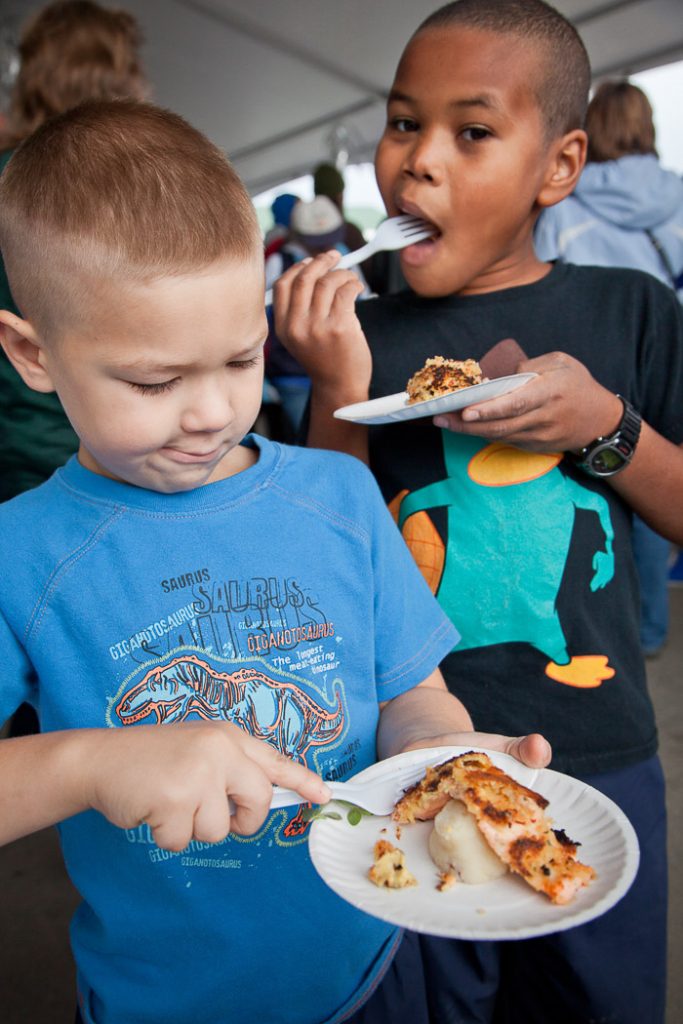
[537,129,587,209]
[0,310,57,393]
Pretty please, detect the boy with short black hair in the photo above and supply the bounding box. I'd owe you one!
[0,98,549,1024]
[275,1,683,1020]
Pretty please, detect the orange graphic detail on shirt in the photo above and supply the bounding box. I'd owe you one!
[115,653,345,762]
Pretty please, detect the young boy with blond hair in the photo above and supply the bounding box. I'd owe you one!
[275,1,683,1021]
[0,100,550,1024]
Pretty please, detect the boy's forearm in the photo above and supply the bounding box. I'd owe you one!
[0,729,98,845]
[610,425,683,544]
[377,672,474,760]
[307,385,369,462]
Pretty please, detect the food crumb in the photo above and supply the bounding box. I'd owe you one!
[368,839,417,889]
[436,871,457,892]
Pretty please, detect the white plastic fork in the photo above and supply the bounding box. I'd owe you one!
[269,758,429,816]
[335,214,434,270]
[264,214,434,305]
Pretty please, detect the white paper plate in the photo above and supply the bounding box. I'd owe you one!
[308,746,639,940]
[333,373,537,426]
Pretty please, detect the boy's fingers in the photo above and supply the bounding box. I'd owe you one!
[277,253,339,327]
[146,814,195,853]
[248,743,331,805]
[307,273,364,329]
[460,377,547,423]
[272,255,320,318]
[192,791,233,845]
[468,731,552,768]
[272,263,304,322]
[228,794,273,837]
[408,731,552,769]
[285,250,340,294]
[329,277,365,316]
[504,732,552,767]
[223,753,279,835]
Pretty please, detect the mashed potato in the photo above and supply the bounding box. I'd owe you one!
[428,798,508,884]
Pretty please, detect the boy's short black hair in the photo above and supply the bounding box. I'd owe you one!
[415,0,591,138]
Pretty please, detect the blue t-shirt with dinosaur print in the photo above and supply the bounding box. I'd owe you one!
[0,436,457,1024]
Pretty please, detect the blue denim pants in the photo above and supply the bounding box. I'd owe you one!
[632,515,671,652]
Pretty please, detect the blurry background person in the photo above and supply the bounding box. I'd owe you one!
[0,0,148,504]
[313,160,366,253]
[263,191,299,259]
[535,81,683,290]
[0,0,148,739]
[536,80,683,658]
[265,195,370,435]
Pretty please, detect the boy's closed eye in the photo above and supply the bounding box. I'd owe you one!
[124,356,262,396]
[127,378,179,396]
[227,356,262,370]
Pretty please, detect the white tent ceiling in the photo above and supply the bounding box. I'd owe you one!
[4,0,683,193]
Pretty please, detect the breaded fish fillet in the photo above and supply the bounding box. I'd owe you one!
[393,751,595,905]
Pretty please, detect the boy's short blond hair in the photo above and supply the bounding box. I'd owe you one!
[415,0,591,140]
[0,99,262,337]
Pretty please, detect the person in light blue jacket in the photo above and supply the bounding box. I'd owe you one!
[536,80,683,657]
[535,81,683,296]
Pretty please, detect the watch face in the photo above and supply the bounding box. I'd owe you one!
[591,446,627,474]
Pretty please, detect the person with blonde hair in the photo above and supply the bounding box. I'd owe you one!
[535,79,683,659]
[0,0,148,504]
[0,96,550,1024]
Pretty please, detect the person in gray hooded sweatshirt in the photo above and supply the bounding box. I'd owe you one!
[536,79,683,658]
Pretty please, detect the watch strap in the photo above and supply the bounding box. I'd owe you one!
[569,395,642,477]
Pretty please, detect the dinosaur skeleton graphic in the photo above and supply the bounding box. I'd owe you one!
[115,654,345,762]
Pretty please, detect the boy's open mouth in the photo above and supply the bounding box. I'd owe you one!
[394,204,441,265]
[401,226,442,266]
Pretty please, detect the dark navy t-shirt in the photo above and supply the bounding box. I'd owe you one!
[358,263,683,774]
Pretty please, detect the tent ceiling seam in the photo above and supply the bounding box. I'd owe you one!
[175,0,387,100]
[593,40,683,77]
[227,97,381,161]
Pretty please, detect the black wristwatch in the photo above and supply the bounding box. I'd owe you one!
[569,395,642,478]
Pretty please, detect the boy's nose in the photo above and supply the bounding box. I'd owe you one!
[403,129,446,184]
[180,383,234,434]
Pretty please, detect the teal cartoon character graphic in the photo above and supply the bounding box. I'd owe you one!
[390,432,616,689]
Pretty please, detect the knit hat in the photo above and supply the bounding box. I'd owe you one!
[270,192,299,228]
[313,162,345,199]
[290,196,344,249]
